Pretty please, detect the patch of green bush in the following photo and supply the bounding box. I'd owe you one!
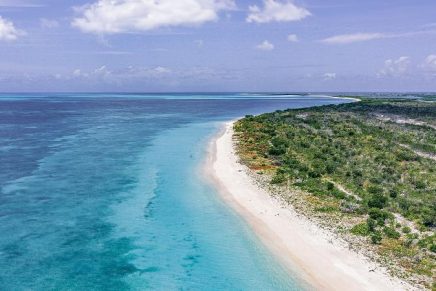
[351,223,370,236]
[271,173,286,184]
[371,231,383,244]
[367,218,376,232]
[368,208,390,225]
[418,234,436,252]
[401,226,411,234]
[383,227,401,239]
[268,146,286,156]
[367,193,388,209]
[421,207,436,227]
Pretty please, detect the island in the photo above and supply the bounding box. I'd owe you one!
[209,97,435,290]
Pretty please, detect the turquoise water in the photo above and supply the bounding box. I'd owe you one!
[0,94,350,290]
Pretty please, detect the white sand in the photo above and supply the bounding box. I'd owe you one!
[205,121,415,291]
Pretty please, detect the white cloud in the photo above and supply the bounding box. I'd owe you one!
[94,65,112,78]
[40,18,59,29]
[0,16,24,41]
[145,66,172,76]
[73,69,82,77]
[420,54,436,78]
[321,30,436,45]
[378,56,410,77]
[321,33,384,44]
[247,0,310,23]
[256,40,274,51]
[72,0,236,34]
[323,72,336,80]
[287,34,298,42]
[423,54,436,71]
[72,69,89,78]
[72,65,172,80]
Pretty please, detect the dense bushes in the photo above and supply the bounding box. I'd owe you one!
[367,193,388,209]
[368,208,390,224]
[235,98,436,280]
[236,99,435,235]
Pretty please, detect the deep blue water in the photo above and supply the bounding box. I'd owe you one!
[0,94,350,290]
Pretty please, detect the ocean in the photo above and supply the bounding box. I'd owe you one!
[0,93,350,290]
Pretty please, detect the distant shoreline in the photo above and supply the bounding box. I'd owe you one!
[329,96,361,102]
[205,120,415,291]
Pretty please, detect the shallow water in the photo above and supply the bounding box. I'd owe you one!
[0,94,350,290]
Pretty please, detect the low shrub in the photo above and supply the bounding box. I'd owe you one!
[367,218,376,232]
[383,227,401,239]
[368,208,390,225]
[271,174,286,184]
[402,226,411,234]
[368,193,388,209]
[351,223,370,236]
[371,231,383,244]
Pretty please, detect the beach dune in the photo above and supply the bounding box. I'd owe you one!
[206,121,414,291]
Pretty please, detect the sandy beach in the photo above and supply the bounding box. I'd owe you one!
[205,121,416,291]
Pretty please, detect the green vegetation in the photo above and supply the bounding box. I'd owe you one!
[350,222,370,236]
[234,98,435,288]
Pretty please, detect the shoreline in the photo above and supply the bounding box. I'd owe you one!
[330,96,361,102]
[205,121,415,291]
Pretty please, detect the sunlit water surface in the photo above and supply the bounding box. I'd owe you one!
[0,94,350,290]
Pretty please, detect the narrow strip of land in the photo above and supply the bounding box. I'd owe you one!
[206,122,415,291]
[228,98,435,289]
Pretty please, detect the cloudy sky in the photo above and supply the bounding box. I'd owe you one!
[0,0,435,92]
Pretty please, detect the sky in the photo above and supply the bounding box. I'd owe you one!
[0,0,435,92]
